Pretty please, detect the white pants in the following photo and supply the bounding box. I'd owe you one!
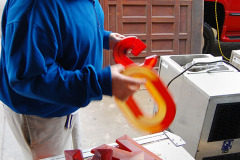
[2,103,82,160]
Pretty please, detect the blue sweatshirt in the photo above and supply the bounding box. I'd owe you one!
[0,0,112,117]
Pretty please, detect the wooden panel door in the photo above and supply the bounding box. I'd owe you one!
[101,0,193,66]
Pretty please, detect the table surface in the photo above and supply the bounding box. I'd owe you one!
[42,131,195,160]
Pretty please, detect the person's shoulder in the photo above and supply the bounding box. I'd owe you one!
[6,0,58,29]
[8,0,35,10]
[6,0,36,23]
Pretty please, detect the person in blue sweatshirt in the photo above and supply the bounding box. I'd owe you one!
[0,0,145,159]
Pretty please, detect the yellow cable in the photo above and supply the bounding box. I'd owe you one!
[215,0,230,61]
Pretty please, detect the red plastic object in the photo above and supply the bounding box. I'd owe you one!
[116,135,161,160]
[91,149,113,160]
[140,55,158,68]
[91,144,134,159]
[113,37,176,133]
[64,149,83,160]
[91,135,162,160]
[113,37,147,66]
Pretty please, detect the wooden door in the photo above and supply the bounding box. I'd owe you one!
[101,0,193,66]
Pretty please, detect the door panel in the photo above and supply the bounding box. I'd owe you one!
[102,0,192,66]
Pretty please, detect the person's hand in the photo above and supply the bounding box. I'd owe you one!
[109,33,125,50]
[111,64,146,101]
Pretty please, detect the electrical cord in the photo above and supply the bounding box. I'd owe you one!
[166,60,240,88]
[215,0,230,61]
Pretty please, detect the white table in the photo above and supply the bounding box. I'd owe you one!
[42,131,195,160]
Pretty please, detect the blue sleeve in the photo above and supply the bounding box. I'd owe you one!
[5,22,112,107]
[103,30,111,50]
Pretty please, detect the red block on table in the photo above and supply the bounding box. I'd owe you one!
[91,144,137,159]
[116,135,161,160]
[64,149,83,160]
[91,135,161,160]
[91,149,113,160]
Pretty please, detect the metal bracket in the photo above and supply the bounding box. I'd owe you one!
[163,130,186,147]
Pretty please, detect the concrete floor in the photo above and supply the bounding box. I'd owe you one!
[0,89,153,160]
[79,89,153,149]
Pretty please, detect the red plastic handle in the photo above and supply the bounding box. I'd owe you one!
[113,37,147,66]
[113,37,176,133]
